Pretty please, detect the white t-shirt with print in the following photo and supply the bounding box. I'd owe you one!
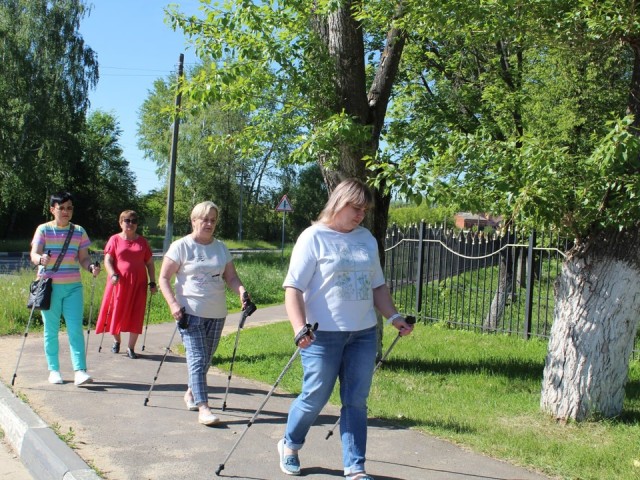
[283,224,385,332]
[165,236,232,318]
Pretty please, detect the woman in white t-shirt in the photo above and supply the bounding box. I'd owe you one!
[278,179,414,480]
[158,201,251,427]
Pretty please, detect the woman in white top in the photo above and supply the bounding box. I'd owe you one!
[158,201,250,427]
[278,178,414,480]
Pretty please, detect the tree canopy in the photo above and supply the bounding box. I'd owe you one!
[0,0,140,237]
[376,0,640,241]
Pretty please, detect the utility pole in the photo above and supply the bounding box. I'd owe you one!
[163,53,184,253]
[237,160,244,242]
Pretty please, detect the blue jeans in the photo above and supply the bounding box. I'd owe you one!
[284,326,377,476]
[41,282,86,372]
[179,315,225,405]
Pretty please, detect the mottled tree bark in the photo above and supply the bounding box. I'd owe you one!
[541,230,640,421]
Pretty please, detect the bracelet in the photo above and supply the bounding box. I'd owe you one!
[386,313,403,325]
[112,274,119,280]
[148,281,156,288]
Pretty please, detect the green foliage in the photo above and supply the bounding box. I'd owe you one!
[77,111,140,237]
[372,0,640,239]
[388,203,455,228]
[0,0,98,237]
[168,0,408,243]
[136,66,293,241]
[284,163,328,239]
[51,423,77,449]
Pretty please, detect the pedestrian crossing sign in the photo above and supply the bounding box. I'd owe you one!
[275,195,293,212]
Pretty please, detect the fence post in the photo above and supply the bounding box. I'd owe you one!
[389,223,398,294]
[415,221,425,314]
[523,229,536,339]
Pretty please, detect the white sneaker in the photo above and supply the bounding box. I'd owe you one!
[48,370,63,384]
[198,411,220,426]
[74,370,92,386]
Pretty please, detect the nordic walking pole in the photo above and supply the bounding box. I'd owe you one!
[143,308,184,406]
[98,286,115,352]
[325,315,416,440]
[141,294,153,351]
[222,292,257,411]
[215,322,317,476]
[13,250,51,386]
[11,301,38,386]
[84,261,100,361]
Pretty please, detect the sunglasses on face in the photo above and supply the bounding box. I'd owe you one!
[123,218,138,224]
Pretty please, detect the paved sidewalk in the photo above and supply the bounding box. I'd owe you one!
[0,304,552,480]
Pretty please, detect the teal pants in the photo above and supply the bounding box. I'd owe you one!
[41,282,86,372]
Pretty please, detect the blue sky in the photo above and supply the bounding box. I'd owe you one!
[79,1,201,194]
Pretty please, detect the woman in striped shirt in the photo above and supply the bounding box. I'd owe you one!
[30,191,101,386]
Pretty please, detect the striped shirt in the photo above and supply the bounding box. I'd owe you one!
[31,222,91,284]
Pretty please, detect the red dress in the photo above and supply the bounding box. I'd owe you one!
[95,235,152,335]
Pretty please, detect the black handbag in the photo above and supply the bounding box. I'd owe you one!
[27,277,53,310]
[27,224,75,310]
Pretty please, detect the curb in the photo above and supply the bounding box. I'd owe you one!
[0,381,100,480]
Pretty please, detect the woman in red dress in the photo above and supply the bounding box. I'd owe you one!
[95,210,157,358]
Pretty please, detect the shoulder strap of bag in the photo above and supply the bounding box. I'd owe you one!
[49,223,75,273]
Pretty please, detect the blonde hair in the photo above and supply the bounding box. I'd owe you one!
[190,201,219,222]
[119,210,137,223]
[316,178,374,225]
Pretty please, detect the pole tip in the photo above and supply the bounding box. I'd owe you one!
[144,398,149,406]
[215,464,224,475]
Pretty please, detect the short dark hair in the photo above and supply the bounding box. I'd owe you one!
[50,191,74,207]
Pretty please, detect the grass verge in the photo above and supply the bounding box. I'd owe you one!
[213,321,640,480]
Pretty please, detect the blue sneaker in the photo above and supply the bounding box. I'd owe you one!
[277,439,300,475]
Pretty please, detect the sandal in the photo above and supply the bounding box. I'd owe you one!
[111,342,120,353]
[184,396,198,411]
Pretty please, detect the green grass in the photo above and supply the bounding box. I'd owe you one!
[213,322,640,480]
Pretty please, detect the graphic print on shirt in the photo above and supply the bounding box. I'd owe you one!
[331,242,372,301]
[188,250,223,291]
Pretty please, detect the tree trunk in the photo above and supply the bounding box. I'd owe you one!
[483,255,513,331]
[484,231,515,331]
[541,229,640,421]
[316,2,406,358]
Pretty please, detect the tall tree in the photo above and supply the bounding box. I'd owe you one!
[0,0,98,236]
[168,0,406,255]
[77,110,139,237]
[138,66,298,239]
[169,0,640,421]
[374,0,640,421]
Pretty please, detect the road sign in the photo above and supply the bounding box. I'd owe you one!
[275,194,293,212]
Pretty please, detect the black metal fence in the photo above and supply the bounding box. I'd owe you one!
[384,222,571,340]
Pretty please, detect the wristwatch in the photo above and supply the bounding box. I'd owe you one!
[111,274,120,281]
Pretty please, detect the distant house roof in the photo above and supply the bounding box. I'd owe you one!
[454,212,502,229]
